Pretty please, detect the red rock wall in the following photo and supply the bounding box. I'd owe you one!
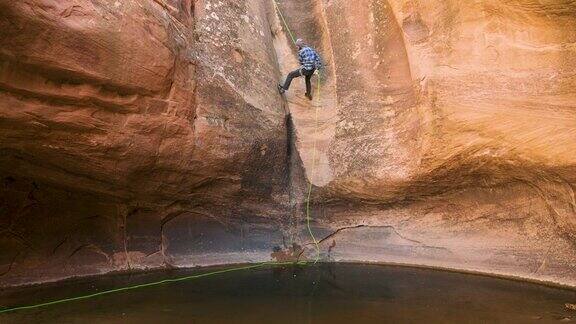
[0,0,291,286]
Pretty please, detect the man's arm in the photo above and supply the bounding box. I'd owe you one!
[298,50,305,67]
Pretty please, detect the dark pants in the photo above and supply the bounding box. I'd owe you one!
[282,68,315,95]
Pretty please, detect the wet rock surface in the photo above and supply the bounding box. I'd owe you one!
[0,0,575,288]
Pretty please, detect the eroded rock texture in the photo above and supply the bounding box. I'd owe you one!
[0,0,575,287]
[0,0,291,286]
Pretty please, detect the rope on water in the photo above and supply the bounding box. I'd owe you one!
[0,261,307,314]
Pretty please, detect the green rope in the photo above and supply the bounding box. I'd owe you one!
[273,0,297,45]
[274,0,322,262]
[0,261,306,314]
[306,74,322,263]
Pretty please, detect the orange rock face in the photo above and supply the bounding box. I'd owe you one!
[1,0,575,287]
[277,0,576,287]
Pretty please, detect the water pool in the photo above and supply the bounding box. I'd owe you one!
[2,263,575,323]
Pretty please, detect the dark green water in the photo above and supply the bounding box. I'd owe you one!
[1,263,575,323]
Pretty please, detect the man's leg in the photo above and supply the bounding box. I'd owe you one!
[305,74,312,96]
[281,69,302,91]
[304,69,315,100]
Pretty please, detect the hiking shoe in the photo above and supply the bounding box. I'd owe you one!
[305,93,313,101]
[278,84,285,94]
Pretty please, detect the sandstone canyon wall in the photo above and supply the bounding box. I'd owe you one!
[286,0,576,287]
[0,0,293,286]
[0,0,575,287]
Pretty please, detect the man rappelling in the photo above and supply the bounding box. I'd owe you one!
[278,38,323,101]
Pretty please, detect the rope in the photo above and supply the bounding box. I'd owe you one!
[273,0,322,262]
[0,261,306,314]
[306,75,322,263]
[0,1,324,315]
[273,0,297,45]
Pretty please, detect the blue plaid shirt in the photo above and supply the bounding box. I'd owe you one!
[298,46,323,71]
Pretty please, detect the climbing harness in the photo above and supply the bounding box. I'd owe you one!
[0,0,323,315]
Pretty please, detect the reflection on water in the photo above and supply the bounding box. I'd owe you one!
[2,263,575,323]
